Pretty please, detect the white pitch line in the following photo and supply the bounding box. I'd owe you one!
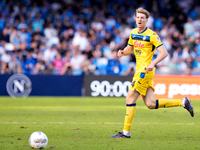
[0,122,194,125]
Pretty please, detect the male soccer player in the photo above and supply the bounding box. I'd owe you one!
[110,7,194,138]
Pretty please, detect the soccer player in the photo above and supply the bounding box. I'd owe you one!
[110,7,194,138]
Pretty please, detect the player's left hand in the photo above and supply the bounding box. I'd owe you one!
[146,63,155,73]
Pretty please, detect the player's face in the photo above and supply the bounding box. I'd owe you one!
[136,13,148,28]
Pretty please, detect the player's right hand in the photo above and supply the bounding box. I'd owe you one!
[118,50,124,57]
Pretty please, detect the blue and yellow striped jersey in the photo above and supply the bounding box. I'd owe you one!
[128,27,163,73]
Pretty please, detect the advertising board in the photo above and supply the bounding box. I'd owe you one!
[0,74,83,97]
[84,75,200,100]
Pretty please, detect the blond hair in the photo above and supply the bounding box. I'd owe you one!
[135,7,150,18]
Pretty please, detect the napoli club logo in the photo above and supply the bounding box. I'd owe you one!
[6,74,32,98]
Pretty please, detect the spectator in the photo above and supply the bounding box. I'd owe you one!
[124,62,135,76]
[185,56,194,75]
[70,48,85,75]
[52,53,64,75]
[1,27,10,42]
[184,18,195,38]
[1,50,12,74]
[22,50,37,74]
[106,50,122,75]
[43,44,58,64]
[92,44,108,75]
[44,23,58,40]
[88,29,98,47]
[170,30,180,56]
[171,46,187,74]
[82,43,93,60]
[33,51,46,75]
[9,54,22,74]
[71,29,89,51]
[9,28,20,47]
[32,14,44,33]
[60,51,73,75]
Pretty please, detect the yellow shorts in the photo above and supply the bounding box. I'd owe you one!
[129,68,155,96]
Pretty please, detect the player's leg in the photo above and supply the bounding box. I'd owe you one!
[142,88,156,109]
[123,89,140,135]
[110,89,140,138]
[142,88,194,117]
[142,88,181,108]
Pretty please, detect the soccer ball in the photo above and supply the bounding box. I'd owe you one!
[29,131,48,149]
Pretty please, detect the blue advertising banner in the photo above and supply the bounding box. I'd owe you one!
[0,74,83,97]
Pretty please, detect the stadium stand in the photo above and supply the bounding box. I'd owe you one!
[0,0,200,75]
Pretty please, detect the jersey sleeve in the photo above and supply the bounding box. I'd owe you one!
[128,32,133,46]
[151,32,163,48]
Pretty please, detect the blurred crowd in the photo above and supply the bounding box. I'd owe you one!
[0,0,200,76]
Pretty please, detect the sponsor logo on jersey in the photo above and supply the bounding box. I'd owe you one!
[134,41,144,48]
[135,49,142,55]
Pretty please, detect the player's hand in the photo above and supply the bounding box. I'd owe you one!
[146,63,155,73]
[118,50,124,57]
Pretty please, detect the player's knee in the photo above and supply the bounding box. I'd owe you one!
[126,97,132,104]
[145,101,156,109]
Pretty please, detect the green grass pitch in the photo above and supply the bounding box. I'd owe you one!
[0,97,199,150]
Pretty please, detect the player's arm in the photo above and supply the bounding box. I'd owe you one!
[118,45,134,57]
[146,45,168,73]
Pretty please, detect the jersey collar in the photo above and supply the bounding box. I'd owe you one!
[138,27,147,34]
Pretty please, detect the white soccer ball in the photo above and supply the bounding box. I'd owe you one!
[29,131,48,149]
